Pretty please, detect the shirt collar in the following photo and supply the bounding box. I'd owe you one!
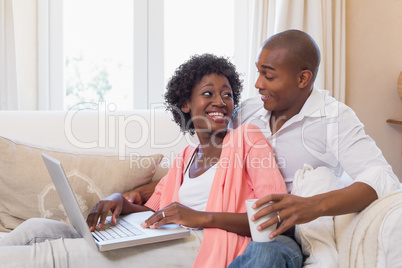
[256,105,270,123]
[256,87,329,128]
[298,87,328,118]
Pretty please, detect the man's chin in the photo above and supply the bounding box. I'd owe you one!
[263,103,274,112]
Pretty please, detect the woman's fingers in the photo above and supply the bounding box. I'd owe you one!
[86,198,122,231]
[141,202,190,229]
[87,202,105,231]
[141,209,168,228]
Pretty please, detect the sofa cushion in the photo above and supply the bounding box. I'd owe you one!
[291,164,346,268]
[0,136,163,232]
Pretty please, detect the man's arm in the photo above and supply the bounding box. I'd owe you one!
[252,182,377,238]
[123,180,159,205]
[258,101,399,238]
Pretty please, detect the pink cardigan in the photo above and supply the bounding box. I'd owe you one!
[145,124,286,268]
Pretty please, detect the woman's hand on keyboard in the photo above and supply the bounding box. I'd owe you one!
[141,202,207,229]
[86,193,125,232]
[140,202,250,236]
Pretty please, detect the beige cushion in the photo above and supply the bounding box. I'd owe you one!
[0,136,163,232]
[291,164,345,268]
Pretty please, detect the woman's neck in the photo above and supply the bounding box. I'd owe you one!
[195,130,226,165]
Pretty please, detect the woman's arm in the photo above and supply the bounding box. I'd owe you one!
[203,211,250,236]
[140,202,251,236]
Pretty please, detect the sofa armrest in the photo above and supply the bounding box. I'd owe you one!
[337,189,402,268]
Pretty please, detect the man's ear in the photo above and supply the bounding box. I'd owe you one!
[181,101,190,113]
[298,70,313,88]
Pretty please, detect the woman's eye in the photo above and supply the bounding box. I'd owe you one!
[202,91,212,96]
[223,92,233,98]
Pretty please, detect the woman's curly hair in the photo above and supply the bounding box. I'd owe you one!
[164,53,243,135]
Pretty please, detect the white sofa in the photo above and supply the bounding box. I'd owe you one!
[0,109,401,267]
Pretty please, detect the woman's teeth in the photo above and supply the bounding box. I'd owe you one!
[208,112,225,118]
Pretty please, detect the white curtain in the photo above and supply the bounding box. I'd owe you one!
[245,0,346,102]
[0,0,19,109]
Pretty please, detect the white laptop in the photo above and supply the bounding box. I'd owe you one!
[41,153,190,252]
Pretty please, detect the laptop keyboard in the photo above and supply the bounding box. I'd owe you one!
[92,218,145,241]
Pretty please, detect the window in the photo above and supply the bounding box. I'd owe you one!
[39,0,250,110]
[64,0,134,110]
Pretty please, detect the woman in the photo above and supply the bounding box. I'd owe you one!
[87,54,287,267]
[0,54,286,267]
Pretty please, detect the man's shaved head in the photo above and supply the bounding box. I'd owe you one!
[262,29,321,82]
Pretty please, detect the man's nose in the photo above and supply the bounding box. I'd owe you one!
[255,75,264,92]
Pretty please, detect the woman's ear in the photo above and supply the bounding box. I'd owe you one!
[298,70,313,88]
[181,101,190,113]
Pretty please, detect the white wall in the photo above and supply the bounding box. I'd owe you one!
[346,0,402,180]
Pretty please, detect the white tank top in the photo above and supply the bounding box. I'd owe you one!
[178,151,217,211]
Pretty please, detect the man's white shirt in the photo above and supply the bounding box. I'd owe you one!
[232,88,400,196]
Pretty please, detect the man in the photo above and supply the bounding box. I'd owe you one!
[126,30,401,267]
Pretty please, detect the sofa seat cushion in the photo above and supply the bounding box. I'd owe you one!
[0,136,163,232]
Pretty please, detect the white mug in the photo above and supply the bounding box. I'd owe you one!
[245,199,277,242]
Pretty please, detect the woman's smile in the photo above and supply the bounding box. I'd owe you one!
[206,111,228,123]
[181,73,234,134]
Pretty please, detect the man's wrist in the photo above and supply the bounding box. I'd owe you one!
[310,193,328,217]
[139,180,159,203]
